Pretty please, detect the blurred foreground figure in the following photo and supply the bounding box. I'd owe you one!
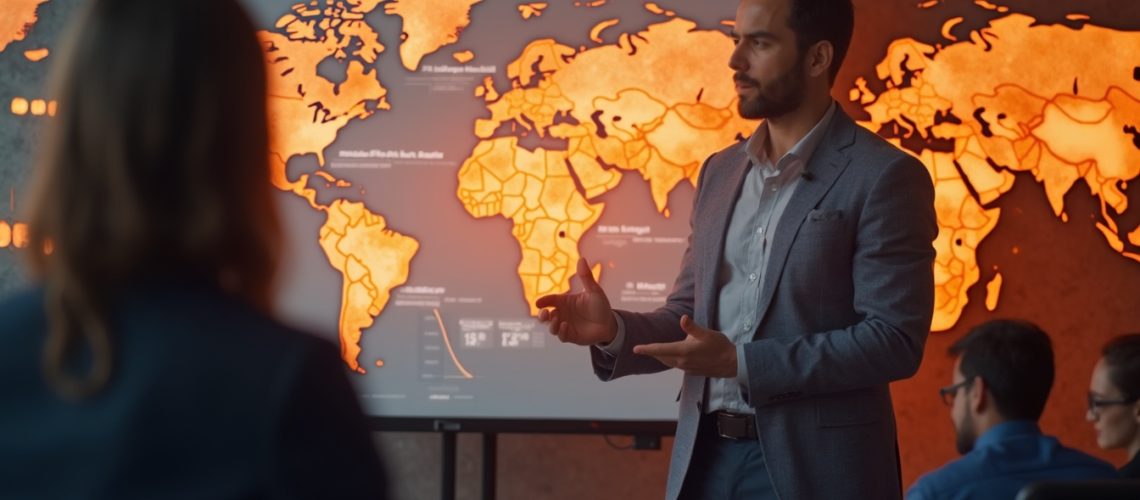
[0,0,389,498]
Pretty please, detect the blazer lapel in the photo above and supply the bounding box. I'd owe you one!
[752,110,858,333]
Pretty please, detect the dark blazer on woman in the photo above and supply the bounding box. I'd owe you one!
[0,282,388,499]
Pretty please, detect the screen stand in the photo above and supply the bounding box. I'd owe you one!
[437,426,497,500]
[482,432,497,499]
[441,430,457,500]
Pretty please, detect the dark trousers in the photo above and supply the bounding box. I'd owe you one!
[678,412,777,500]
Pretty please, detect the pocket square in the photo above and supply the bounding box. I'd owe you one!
[808,209,844,221]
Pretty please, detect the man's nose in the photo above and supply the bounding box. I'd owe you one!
[728,43,748,72]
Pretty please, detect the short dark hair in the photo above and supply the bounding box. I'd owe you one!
[1102,334,1140,401]
[786,0,855,83]
[948,319,1054,421]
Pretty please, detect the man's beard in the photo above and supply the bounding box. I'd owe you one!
[736,57,807,120]
[954,410,978,455]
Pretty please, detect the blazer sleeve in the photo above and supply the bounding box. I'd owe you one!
[742,153,937,401]
[268,340,389,499]
[589,152,716,381]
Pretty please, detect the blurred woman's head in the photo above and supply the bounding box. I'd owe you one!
[1087,334,1140,457]
[25,0,280,398]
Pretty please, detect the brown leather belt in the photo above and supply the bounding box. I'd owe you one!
[703,410,757,440]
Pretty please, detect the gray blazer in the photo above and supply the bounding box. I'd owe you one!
[592,107,938,500]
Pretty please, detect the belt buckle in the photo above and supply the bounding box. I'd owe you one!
[715,411,752,440]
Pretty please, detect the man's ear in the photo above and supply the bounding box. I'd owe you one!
[807,40,833,79]
[970,376,987,414]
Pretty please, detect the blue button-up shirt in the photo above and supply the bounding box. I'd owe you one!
[906,420,1118,500]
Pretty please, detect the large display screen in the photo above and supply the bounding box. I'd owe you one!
[2,0,1137,445]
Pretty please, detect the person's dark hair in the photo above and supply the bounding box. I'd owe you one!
[787,0,855,83]
[1102,334,1140,401]
[25,0,281,399]
[948,319,1054,421]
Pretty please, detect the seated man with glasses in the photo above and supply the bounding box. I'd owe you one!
[907,319,1117,500]
[1087,333,1140,478]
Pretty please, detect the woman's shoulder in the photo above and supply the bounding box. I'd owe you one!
[0,282,336,366]
[0,286,48,333]
[0,282,341,380]
[109,284,345,413]
[118,282,335,356]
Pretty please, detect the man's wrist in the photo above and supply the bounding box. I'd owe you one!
[603,314,618,345]
[596,312,626,355]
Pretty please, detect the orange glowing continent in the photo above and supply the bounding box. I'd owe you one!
[458,138,605,315]
[458,18,753,315]
[259,2,420,373]
[319,200,419,373]
[853,12,1140,330]
[518,3,548,20]
[23,47,48,61]
[590,19,620,44]
[384,0,482,71]
[984,272,1003,311]
[259,0,389,203]
[643,4,675,16]
[0,0,47,53]
[452,50,474,64]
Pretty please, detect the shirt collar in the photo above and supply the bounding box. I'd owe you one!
[974,420,1042,450]
[745,101,837,174]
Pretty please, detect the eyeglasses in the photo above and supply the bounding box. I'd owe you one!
[1087,392,1138,417]
[939,379,972,406]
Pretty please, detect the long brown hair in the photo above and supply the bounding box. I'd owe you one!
[24,0,282,399]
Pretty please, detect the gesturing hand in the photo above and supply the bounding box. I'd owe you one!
[535,258,618,346]
[633,315,738,378]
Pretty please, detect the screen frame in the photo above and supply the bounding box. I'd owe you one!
[371,416,676,435]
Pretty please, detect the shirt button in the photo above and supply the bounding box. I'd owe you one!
[744,321,752,329]
[770,185,778,192]
[756,226,764,235]
[749,273,758,281]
